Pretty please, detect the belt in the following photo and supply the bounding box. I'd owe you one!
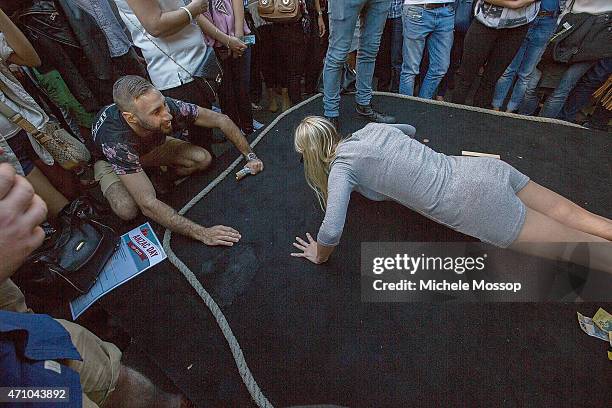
[413,3,452,9]
[537,10,556,17]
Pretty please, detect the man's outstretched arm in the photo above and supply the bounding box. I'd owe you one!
[193,107,264,173]
[119,171,241,246]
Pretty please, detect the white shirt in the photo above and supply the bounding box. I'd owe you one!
[571,0,612,14]
[114,0,208,90]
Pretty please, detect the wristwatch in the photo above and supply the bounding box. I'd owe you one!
[317,10,323,16]
[245,152,258,162]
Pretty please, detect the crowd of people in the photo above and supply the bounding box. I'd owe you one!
[1,0,610,406]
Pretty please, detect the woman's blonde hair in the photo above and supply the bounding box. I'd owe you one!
[294,116,340,211]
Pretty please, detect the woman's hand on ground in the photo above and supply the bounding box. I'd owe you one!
[196,225,241,246]
[291,233,322,264]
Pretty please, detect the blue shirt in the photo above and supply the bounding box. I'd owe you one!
[0,311,83,408]
[388,0,403,18]
[541,0,560,12]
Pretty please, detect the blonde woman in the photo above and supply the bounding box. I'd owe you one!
[290,116,612,274]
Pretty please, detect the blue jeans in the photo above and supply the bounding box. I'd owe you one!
[323,0,390,117]
[561,57,612,121]
[399,4,454,98]
[492,14,558,112]
[519,62,594,117]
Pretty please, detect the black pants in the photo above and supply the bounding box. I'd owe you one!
[161,80,213,151]
[216,48,253,133]
[453,20,529,108]
[304,17,323,94]
[266,22,306,103]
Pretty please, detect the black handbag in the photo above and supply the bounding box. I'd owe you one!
[546,1,612,64]
[15,198,119,301]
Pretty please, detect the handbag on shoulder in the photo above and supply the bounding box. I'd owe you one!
[258,0,303,23]
[15,197,119,302]
[0,97,91,172]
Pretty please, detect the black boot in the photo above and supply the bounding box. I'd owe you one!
[355,103,396,124]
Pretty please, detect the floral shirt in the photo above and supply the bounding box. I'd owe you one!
[92,97,198,175]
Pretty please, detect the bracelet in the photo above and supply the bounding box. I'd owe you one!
[180,6,193,23]
[245,152,258,162]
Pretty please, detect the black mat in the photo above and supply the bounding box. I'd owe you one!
[101,95,612,408]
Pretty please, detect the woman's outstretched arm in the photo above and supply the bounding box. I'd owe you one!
[292,165,355,264]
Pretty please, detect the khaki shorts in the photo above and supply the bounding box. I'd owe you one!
[94,136,194,195]
[0,279,122,407]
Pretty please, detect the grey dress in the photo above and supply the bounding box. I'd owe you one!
[317,123,530,248]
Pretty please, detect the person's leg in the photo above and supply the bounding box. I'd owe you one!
[26,166,68,219]
[505,15,558,112]
[94,160,139,221]
[6,131,68,218]
[0,278,32,313]
[140,138,213,177]
[517,67,542,115]
[304,18,323,94]
[561,57,612,121]
[354,0,390,106]
[438,31,465,99]
[517,181,612,240]
[472,23,528,108]
[236,47,254,133]
[389,16,403,93]
[216,49,240,128]
[539,61,594,118]
[374,17,392,91]
[399,5,430,96]
[287,22,306,105]
[510,208,612,276]
[418,5,454,99]
[452,20,497,104]
[323,0,365,117]
[491,40,527,110]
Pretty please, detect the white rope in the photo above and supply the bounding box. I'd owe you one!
[162,92,582,406]
[162,94,321,408]
[372,91,586,128]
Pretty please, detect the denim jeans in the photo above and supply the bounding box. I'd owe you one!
[518,62,594,117]
[323,0,390,117]
[492,14,558,112]
[399,4,454,98]
[561,57,612,121]
[375,16,403,92]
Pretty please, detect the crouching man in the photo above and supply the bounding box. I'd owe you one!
[92,75,263,246]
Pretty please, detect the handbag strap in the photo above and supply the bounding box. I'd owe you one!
[0,85,50,145]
